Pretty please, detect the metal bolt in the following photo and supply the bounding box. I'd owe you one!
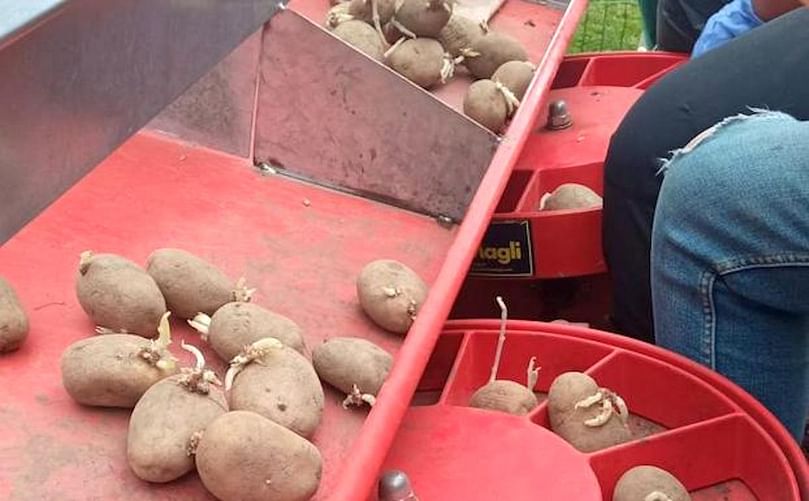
[378,470,418,501]
[436,215,454,229]
[546,99,572,130]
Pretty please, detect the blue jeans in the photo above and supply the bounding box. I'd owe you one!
[651,111,809,441]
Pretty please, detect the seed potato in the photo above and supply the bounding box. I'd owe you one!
[356,259,428,334]
[0,276,28,352]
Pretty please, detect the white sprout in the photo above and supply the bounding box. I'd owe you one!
[645,493,673,501]
[494,81,521,116]
[489,296,508,383]
[224,337,283,391]
[584,399,614,427]
[181,340,205,370]
[232,277,256,303]
[526,356,540,391]
[187,312,212,341]
[137,312,177,372]
[342,384,377,408]
[575,391,604,409]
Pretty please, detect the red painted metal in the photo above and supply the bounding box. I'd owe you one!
[385,320,809,500]
[0,0,586,492]
[329,2,589,499]
[472,53,687,279]
[0,133,457,500]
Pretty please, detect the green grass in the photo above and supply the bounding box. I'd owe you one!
[569,0,644,53]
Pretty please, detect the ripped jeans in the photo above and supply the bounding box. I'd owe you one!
[652,111,809,440]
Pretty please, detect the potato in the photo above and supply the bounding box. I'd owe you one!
[465,32,528,79]
[438,14,486,57]
[356,259,428,334]
[61,321,177,408]
[548,372,632,452]
[393,0,453,38]
[127,372,227,482]
[333,20,386,62]
[146,248,249,320]
[76,252,166,337]
[325,2,353,29]
[463,79,508,133]
[386,38,449,89]
[539,183,603,211]
[226,338,324,438]
[312,337,392,407]
[348,0,396,26]
[189,302,305,362]
[613,465,691,501]
[469,379,538,415]
[492,60,534,101]
[196,410,322,501]
[0,276,28,352]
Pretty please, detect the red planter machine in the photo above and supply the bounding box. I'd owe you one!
[0,2,805,501]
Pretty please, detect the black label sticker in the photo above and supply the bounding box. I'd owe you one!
[470,220,534,277]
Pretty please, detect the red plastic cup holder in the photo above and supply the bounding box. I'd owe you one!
[387,320,808,500]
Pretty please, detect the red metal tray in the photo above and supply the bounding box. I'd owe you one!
[0,0,590,498]
[470,52,688,280]
[0,133,457,500]
[385,320,809,500]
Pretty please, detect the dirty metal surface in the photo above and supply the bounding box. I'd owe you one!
[146,32,262,159]
[0,0,280,243]
[254,10,500,221]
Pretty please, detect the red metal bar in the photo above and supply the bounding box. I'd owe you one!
[330,0,590,498]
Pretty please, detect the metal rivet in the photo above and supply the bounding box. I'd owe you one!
[546,99,572,130]
[435,215,454,228]
[378,470,418,501]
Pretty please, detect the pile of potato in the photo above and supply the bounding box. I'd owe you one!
[53,249,427,500]
[325,0,535,133]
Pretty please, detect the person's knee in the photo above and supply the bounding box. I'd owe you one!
[657,112,808,218]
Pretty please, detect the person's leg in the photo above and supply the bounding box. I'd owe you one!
[603,7,809,343]
[651,111,809,440]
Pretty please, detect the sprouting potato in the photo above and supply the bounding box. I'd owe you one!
[127,342,227,483]
[465,32,528,80]
[196,410,322,501]
[356,259,428,334]
[333,20,387,61]
[188,301,306,362]
[392,0,454,38]
[60,313,177,408]
[492,60,534,102]
[386,38,452,89]
[438,14,486,57]
[312,337,393,408]
[146,248,253,320]
[547,371,632,452]
[75,251,166,337]
[226,338,324,438]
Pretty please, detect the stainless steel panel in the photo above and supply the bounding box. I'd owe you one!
[0,0,281,243]
[254,11,499,221]
[146,31,262,158]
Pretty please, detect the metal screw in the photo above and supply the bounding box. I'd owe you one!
[436,215,454,228]
[546,99,572,130]
[378,470,418,501]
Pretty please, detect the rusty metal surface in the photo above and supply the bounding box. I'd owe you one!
[146,32,262,158]
[0,0,280,243]
[254,11,500,221]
